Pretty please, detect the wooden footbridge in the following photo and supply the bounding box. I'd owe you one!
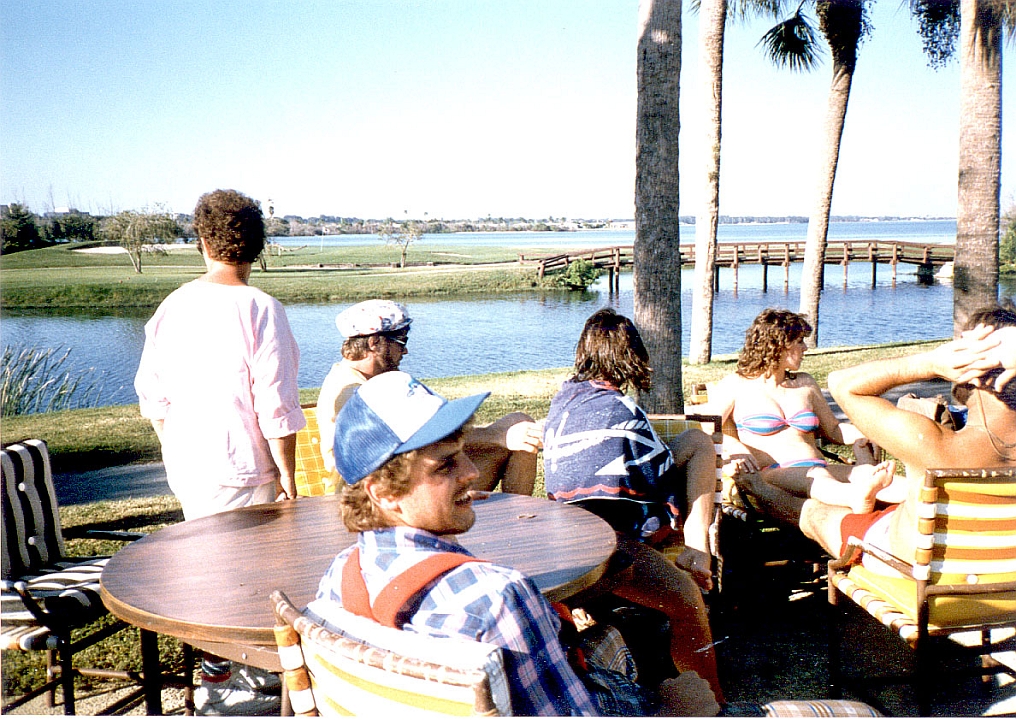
[521,239,956,292]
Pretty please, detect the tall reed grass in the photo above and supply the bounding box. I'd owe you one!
[1,345,103,416]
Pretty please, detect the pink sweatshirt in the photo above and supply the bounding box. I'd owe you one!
[135,280,306,490]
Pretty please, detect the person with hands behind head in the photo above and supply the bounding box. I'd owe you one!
[317,299,542,495]
[705,308,898,518]
[731,302,1016,575]
[134,189,304,716]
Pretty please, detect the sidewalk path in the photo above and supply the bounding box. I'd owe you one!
[53,462,170,506]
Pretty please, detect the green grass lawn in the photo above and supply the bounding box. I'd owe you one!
[1,241,570,309]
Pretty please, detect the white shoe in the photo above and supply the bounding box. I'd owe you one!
[234,663,282,695]
[195,673,282,716]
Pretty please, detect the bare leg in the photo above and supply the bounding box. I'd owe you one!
[668,429,716,592]
[464,414,538,495]
[609,537,725,703]
[733,465,807,525]
[762,461,895,514]
[734,465,851,557]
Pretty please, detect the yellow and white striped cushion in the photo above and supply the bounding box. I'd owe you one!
[278,598,511,717]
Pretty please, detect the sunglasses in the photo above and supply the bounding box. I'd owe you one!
[383,332,409,348]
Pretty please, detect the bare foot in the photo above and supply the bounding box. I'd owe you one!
[655,672,721,717]
[673,546,714,593]
[847,460,896,514]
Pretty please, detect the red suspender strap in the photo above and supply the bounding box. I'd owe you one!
[340,548,374,620]
[341,547,484,627]
[372,553,482,627]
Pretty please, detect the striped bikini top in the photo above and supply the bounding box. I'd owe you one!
[735,409,820,436]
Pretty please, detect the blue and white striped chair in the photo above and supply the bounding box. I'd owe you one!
[1,439,144,714]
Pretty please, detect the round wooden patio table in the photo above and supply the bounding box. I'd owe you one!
[100,492,616,714]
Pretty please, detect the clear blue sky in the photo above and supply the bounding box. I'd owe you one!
[1,0,1012,220]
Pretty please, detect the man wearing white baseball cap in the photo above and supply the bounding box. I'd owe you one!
[316,299,541,495]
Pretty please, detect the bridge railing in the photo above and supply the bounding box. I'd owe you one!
[523,239,955,277]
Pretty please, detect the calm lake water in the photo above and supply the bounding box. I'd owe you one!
[4,220,1014,410]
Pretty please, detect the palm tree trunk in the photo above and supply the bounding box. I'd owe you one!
[954,0,1002,333]
[634,0,684,412]
[689,0,728,365]
[799,60,853,348]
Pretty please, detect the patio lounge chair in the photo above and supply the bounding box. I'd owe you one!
[1,439,146,715]
[828,466,1016,715]
[271,590,512,716]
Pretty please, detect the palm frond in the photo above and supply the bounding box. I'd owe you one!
[757,10,824,71]
[729,0,792,23]
[908,0,960,68]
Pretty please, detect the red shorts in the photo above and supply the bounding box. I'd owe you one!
[839,505,898,559]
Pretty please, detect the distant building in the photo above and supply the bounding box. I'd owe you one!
[44,207,91,218]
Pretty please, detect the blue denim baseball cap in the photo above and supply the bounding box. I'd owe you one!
[334,371,489,483]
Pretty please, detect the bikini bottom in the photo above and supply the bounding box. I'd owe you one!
[765,458,828,470]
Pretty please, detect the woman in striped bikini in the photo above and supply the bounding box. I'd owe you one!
[705,308,898,516]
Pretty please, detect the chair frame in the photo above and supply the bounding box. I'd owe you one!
[827,466,1016,715]
[1,439,154,714]
[271,590,509,716]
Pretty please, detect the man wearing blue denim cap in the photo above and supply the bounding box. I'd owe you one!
[313,372,720,716]
[313,371,599,715]
[316,299,542,495]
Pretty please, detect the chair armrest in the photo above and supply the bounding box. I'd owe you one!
[828,536,913,577]
[1,580,57,628]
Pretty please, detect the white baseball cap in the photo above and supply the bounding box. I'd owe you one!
[334,371,489,483]
[335,300,412,338]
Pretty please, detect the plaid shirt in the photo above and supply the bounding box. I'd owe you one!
[317,526,597,716]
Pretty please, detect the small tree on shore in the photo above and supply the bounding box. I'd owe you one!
[378,214,423,268]
[101,206,180,273]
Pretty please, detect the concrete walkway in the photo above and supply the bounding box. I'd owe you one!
[53,462,171,506]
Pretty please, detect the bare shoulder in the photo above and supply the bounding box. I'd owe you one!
[785,372,821,392]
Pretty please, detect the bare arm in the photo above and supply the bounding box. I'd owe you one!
[268,433,298,500]
[953,325,1016,391]
[705,376,763,472]
[468,413,543,453]
[827,348,962,469]
[797,373,847,444]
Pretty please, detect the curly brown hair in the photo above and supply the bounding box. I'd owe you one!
[193,189,265,264]
[341,335,373,361]
[339,427,469,532]
[736,308,813,379]
[572,308,652,393]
